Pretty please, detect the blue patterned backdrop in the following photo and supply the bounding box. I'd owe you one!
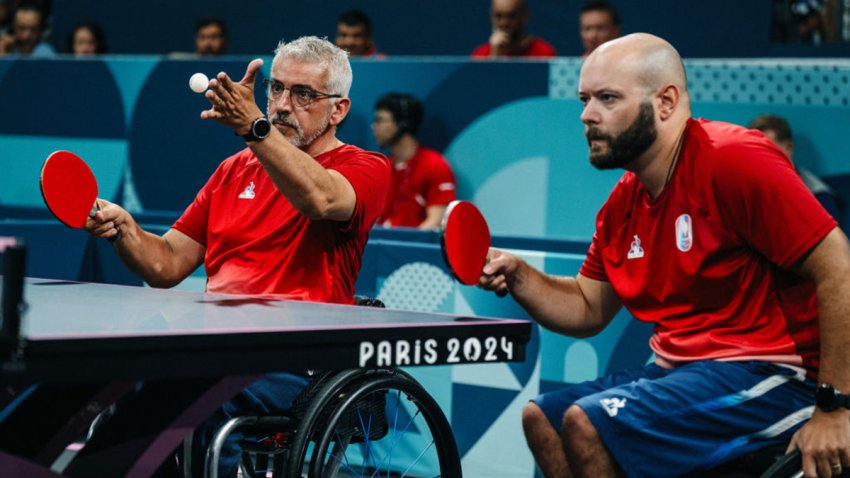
[2,56,849,476]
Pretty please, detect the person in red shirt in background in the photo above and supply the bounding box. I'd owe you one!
[471,0,556,59]
[372,93,456,229]
[578,0,621,57]
[479,33,850,478]
[83,36,390,476]
[334,9,385,58]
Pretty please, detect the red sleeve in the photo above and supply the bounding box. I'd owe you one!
[527,38,556,57]
[579,228,608,281]
[471,44,490,57]
[423,152,456,207]
[712,135,836,268]
[331,150,391,234]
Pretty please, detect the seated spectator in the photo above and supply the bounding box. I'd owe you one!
[373,93,456,229]
[0,1,10,35]
[334,9,383,58]
[749,113,842,219]
[195,17,227,56]
[790,0,829,44]
[579,0,621,57]
[65,21,107,56]
[472,0,556,58]
[0,2,55,57]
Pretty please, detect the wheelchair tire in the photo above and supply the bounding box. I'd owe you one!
[759,449,802,478]
[284,368,461,477]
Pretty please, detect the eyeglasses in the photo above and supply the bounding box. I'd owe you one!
[262,79,341,108]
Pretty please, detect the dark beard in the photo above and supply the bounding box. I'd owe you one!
[587,101,657,170]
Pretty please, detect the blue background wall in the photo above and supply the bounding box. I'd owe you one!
[2,57,848,236]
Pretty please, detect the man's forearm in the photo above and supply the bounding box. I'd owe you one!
[114,224,202,288]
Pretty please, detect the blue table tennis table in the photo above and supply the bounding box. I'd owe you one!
[0,277,531,477]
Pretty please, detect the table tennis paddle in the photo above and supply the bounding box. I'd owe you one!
[440,200,491,286]
[39,150,119,241]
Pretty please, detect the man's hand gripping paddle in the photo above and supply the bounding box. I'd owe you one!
[39,150,120,241]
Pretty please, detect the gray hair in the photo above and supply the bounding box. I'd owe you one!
[272,36,352,98]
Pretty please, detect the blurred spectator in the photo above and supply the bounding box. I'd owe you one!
[373,93,456,229]
[791,0,829,44]
[749,114,843,219]
[0,1,10,35]
[65,21,107,56]
[0,2,55,57]
[334,9,383,57]
[771,0,840,44]
[579,0,621,56]
[195,17,227,56]
[472,0,556,58]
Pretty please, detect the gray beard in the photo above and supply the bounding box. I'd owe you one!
[269,110,332,149]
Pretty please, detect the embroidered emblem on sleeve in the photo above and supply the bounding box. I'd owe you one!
[238,182,255,199]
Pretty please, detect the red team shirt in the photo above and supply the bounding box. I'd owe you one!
[173,144,390,304]
[471,37,556,58]
[579,119,836,377]
[378,146,456,228]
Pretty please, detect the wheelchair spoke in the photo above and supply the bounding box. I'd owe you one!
[386,390,402,477]
[371,402,426,477]
[365,390,403,478]
[356,403,382,473]
[326,431,358,477]
[400,439,436,478]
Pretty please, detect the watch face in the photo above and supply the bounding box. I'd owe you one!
[253,119,272,138]
[817,384,839,412]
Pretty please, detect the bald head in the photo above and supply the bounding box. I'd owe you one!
[586,33,688,98]
[492,0,526,12]
[579,34,691,176]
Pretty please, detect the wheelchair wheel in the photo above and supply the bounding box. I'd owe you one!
[759,449,802,478]
[284,369,461,477]
[758,448,850,478]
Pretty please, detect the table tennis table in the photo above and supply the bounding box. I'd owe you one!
[0,277,531,477]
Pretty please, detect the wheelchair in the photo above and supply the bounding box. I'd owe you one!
[202,367,461,478]
[201,296,461,478]
[758,449,850,478]
[695,444,850,478]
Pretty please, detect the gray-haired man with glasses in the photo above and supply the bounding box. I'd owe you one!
[81,36,390,477]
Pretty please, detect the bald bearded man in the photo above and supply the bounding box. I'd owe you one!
[479,33,850,477]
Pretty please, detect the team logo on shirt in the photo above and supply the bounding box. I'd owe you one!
[238,182,255,199]
[600,397,627,417]
[627,235,644,259]
[675,214,693,252]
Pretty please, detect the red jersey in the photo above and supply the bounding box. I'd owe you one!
[378,146,456,228]
[173,144,390,304]
[471,37,556,58]
[580,119,836,376]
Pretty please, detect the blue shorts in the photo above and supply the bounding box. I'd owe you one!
[533,361,815,478]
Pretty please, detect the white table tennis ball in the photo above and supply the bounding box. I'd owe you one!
[189,72,209,93]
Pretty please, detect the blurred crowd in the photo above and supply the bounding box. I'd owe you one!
[2,0,845,60]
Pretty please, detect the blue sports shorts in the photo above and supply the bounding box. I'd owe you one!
[532,361,815,478]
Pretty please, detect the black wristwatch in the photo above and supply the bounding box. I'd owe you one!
[815,383,850,412]
[241,117,271,142]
